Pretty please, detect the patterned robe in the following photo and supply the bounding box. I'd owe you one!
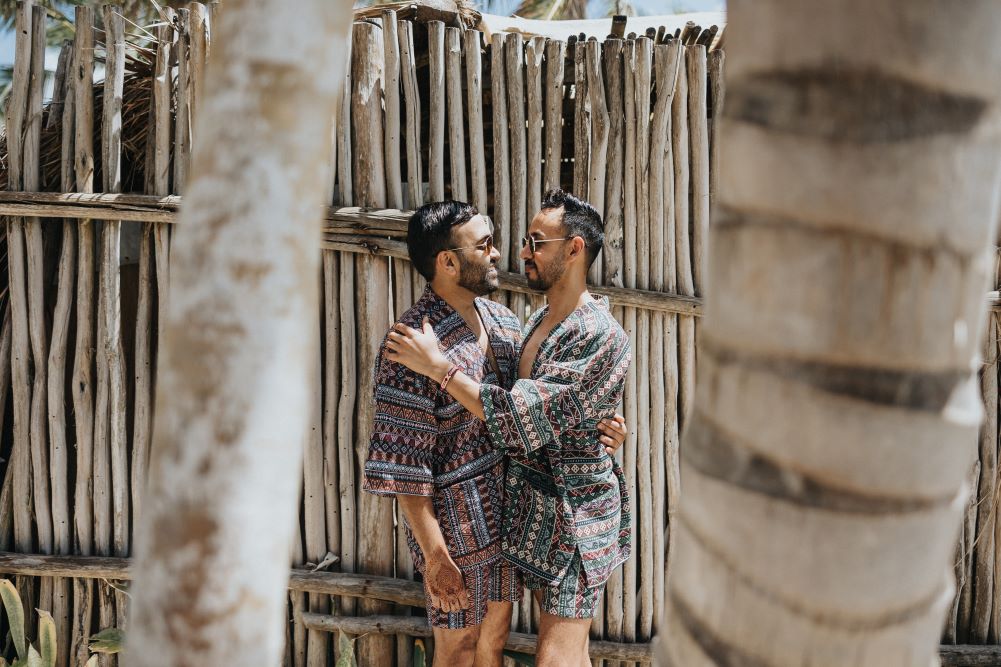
[481,297,632,587]
[363,287,522,573]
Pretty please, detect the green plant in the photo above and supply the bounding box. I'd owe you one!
[0,579,57,667]
[335,631,357,667]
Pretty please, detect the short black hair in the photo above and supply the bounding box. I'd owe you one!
[540,189,604,267]
[407,200,478,281]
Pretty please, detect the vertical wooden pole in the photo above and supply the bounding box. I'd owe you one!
[428,21,446,202]
[972,315,998,641]
[8,2,35,593]
[672,46,695,437]
[507,32,528,326]
[446,26,467,202]
[173,7,191,194]
[188,3,207,139]
[383,10,403,211]
[573,39,590,197]
[49,40,75,667]
[466,30,488,213]
[490,33,511,305]
[71,6,96,664]
[352,22,395,666]
[586,39,608,284]
[544,39,566,194]
[600,37,625,663]
[526,35,545,215]
[401,21,423,210]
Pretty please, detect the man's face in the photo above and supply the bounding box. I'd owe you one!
[521,208,569,291]
[449,214,501,296]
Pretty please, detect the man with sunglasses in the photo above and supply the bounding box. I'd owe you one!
[387,190,632,667]
[363,200,627,667]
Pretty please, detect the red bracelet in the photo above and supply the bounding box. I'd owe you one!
[440,365,460,391]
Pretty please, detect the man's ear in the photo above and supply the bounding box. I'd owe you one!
[568,236,586,261]
[436,250,458,277]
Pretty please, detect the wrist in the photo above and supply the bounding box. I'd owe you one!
[431,359,453,385]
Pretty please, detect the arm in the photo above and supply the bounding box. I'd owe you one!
[362,347,468,611]
[386,319,631,455]
[396,495,468,613]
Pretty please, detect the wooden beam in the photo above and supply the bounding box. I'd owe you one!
[0,193,705,316]
[0,552,425,607]
[299,613,655,662]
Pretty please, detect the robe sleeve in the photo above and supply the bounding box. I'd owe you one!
[363,348,438,497]
[481,327,631,455]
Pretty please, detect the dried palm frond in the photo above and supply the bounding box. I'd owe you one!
[513,0,587,20]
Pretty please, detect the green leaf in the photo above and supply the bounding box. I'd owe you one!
[335,631,356,667]
[88,627,125,655]
[413,638,426,667]
[24,646,43,667]
[0,580,26,660]
[36,610,56,667]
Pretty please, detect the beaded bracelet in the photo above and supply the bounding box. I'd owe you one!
[440,365,460,391]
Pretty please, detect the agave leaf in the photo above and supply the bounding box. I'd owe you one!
[0,579,26,660]
[335,631,356,667]
[413,638,426,667]
[36,610,56,667]
[88,627,125,655]
[24,646,43,667]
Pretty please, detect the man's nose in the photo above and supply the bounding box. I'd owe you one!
[490,245,501,262]
[519,243,532,261]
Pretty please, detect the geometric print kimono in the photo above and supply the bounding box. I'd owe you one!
[363,286,522,574]
[481,296,632,588]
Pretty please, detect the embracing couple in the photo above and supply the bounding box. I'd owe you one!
[363,189,632,667]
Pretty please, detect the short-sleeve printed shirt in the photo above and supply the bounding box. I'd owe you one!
[363,286,522,572]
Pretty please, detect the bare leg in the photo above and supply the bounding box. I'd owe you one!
[474,601,514,667]
[535,609,592,667]
[432,625,481,667]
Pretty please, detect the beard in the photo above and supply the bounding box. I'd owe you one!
[525,255,565,291]
[457,255,500,296]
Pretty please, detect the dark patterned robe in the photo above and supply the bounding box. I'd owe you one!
[363,287,522,573]
[481,297,632,587]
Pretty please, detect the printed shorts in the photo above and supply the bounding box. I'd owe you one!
[523,551,604,619]
[425,558,523,629]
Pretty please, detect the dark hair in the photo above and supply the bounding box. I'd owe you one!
[540,189,604,267]
[407,201,479,281]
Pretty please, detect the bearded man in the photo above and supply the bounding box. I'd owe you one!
[363,200,626,667]
[386,190,633,667]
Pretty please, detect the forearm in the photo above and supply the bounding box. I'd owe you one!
[397,494,449,560]
[443,370,486,420]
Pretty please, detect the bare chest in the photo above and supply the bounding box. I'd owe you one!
[518,320,556,379]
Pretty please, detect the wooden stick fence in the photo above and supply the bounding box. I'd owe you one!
[1,5,999,666]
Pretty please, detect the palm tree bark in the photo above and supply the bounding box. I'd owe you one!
[660,1,1001,665]
[123,1,352,665]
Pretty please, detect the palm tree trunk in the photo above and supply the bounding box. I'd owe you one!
[660,1,1001,665]
[123,1,352,665]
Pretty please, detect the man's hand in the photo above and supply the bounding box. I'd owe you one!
[424,547,469,613]
[386,318,452,383]
[597,413,628,456]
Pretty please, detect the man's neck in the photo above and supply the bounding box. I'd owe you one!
[430,279,479,321]
[544,272,590,322]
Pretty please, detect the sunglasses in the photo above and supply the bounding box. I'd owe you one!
[522,236,570,254]
[447,234,495,254]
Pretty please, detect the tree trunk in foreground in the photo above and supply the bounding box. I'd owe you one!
[660,1,1001,665]
[124,1,352,665]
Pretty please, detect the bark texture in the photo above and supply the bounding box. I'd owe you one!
[124,1,352,665]
[659,2,1001,665]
